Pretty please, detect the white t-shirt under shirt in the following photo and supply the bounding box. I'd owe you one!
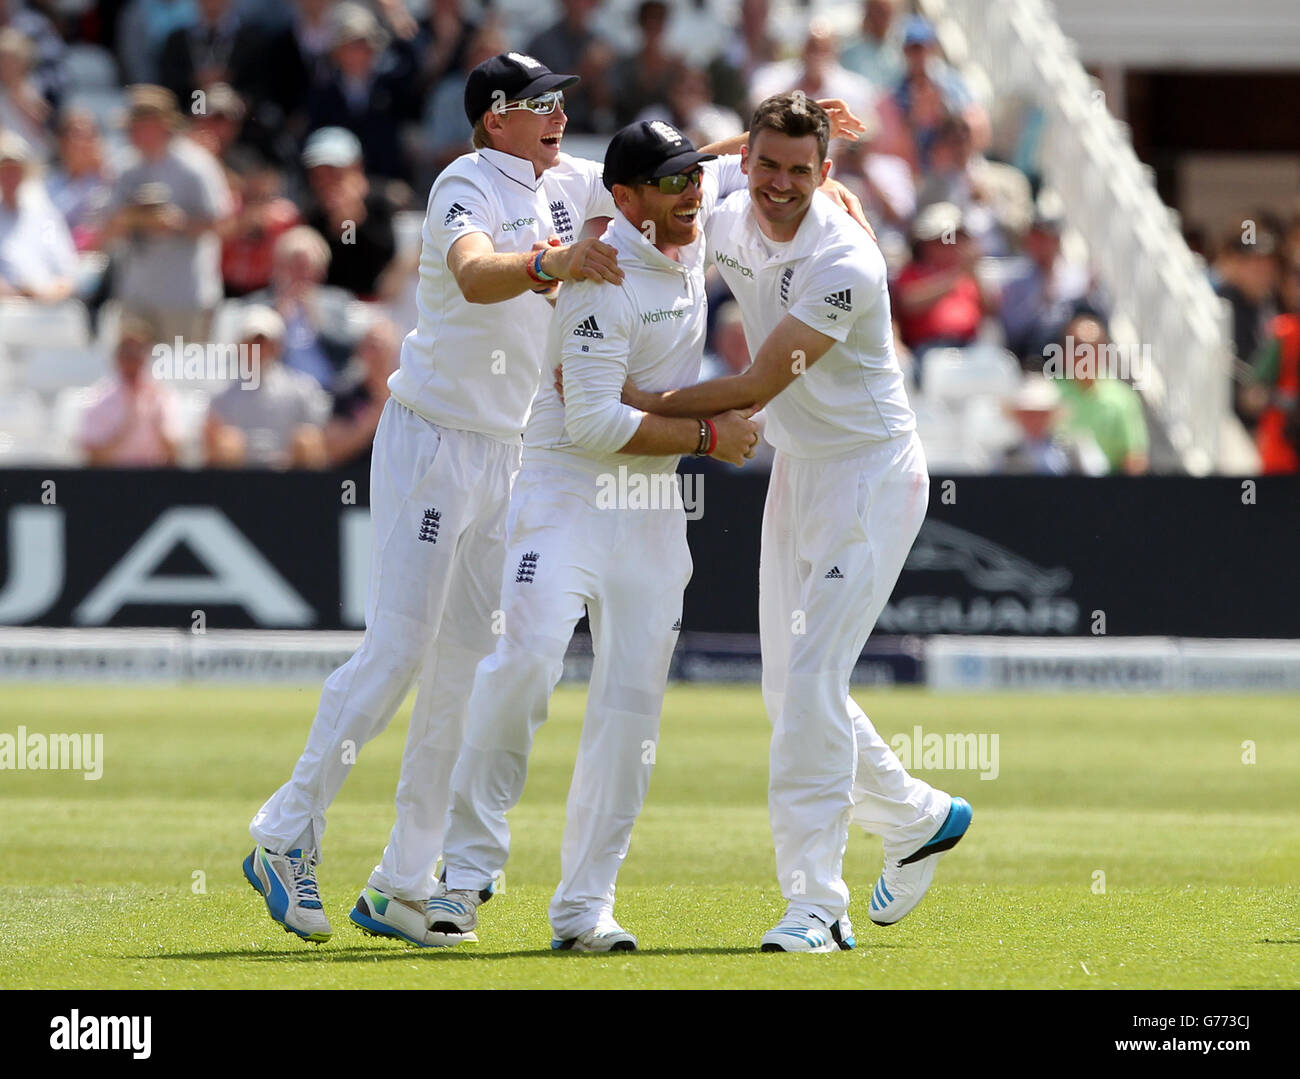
[387,147,617,442]
[704,188,916,459]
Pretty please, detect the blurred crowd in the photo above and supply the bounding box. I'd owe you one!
[1203,216,1300,475]
[0,0,1195,474]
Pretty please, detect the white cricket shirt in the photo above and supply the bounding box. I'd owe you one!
[525,157,744,478]
[388,147,616,441]
[704,188,916,458]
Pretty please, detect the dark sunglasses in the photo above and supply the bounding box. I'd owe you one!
[642,166,704,195]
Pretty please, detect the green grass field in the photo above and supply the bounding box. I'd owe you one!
[0,684,1296,989]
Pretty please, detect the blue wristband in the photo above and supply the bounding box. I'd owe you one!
[533,249,557,282]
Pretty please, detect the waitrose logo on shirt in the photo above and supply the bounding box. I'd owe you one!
[713,251,754,278]
[641,307,685,325]
[502,217,537,232]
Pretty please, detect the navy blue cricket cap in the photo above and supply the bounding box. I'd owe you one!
[602,120,717,191]
[464,52,578,126]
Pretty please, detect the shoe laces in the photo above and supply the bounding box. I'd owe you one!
[290,851,322,907]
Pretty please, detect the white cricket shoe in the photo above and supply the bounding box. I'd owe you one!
[760,910,855,953]
[425,876,495,936]
[551,918,638,952]
[869,796,973,926]
[242,846,332,943]
[349,886,478,947]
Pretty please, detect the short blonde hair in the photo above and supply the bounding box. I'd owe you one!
[274,226,332,272]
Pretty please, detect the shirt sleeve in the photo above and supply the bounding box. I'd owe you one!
[576,156,616,221]
[425,173,496,258]
[555,281,644,453]
[1120,384,1149,456]
[709,155,746,199]
[787,242,884,344]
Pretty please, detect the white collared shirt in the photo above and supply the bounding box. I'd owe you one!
[704,189,915,458]
[388,147,616,441]
[526,156,744,477]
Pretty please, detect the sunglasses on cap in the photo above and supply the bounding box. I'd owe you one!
[496,90,565,116]
[641,166,703,195]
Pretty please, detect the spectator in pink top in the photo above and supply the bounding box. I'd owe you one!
[79,316,182,466]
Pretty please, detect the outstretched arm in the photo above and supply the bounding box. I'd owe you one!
[624,315,838,419]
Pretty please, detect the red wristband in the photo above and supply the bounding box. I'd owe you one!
[704,418,718,456]
[523,250,546,286]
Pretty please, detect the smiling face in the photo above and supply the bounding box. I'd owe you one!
[615,166,704,251]
[742,128,830,241]
[481,98,568,176]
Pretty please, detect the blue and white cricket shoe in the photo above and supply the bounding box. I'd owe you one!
[869,796,973,926]
[760,911,855,953]
[424,875,496,937]
[349,886,479,947]
[551,918,638,952]
[242,846,332,943]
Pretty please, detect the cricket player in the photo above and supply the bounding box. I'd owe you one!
[428,121,760,951]
[243,53,627,945]
[621,94,973,952]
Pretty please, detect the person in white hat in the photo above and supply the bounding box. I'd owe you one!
[0,130,76,303]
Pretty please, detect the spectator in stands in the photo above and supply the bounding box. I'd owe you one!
[46,108,115,251]
[423,19,507,179]
[219,158,300,297]
[840,0,904,89]
[101,84,232,342]
[186,81,245,166]
[0,131,77,303]
[1241,261,1300,474]
[0,28,52,160]
[615,1,680,127]
[79,315,182,466]
[416,0,478,98]
[1052,314,1149,475]
[0,0,66,106]
[117,0,199,86]
[999,196,1094,363]
[750,19,875,124]
[826,109,914,266]
[204,304,330,468]
[525,0,615,134]
[306,1,420,183]
[893,16,987,169]
[917,113,1031,256]
[324,314,399,467]
[707,0,776,118]
[260,0,337,154]
[1212,226,1280,427]
[998,373,1107,476]
[635,65,743,151]
[299,126,396,299]
[245,224,356,388]
[893,201,992,359]
[158,0,266,110]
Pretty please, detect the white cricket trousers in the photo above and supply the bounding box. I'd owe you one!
[441,464,692,938]
[761,431,949,925]
[249,400,519,899]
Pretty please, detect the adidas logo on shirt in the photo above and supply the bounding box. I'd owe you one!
[573,316,604,339]
[824,565,844,579]
[444,202,470,226]
[671,617,682,631]
[824,288,852,311]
